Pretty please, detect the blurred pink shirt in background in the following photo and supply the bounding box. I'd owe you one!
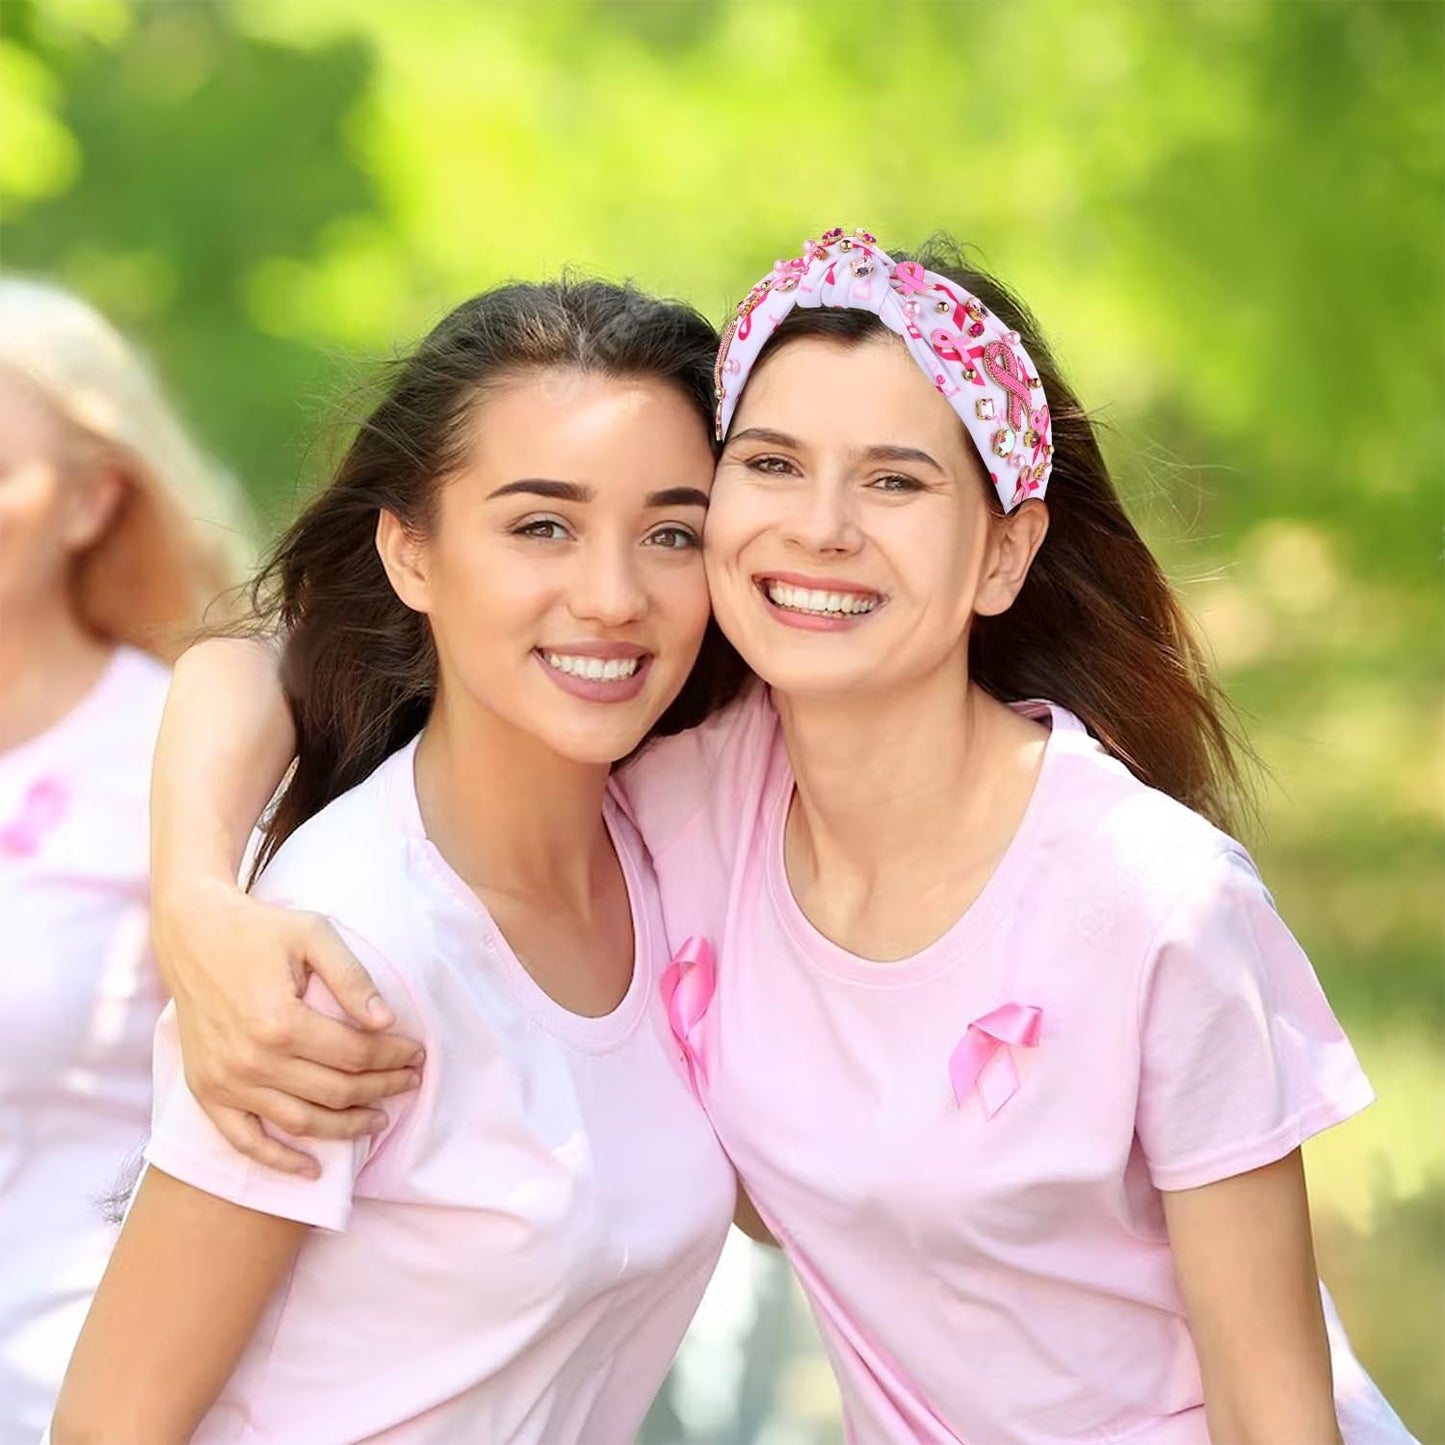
[0,646,169,1445]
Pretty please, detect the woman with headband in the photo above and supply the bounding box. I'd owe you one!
[0,277,248,1445]
[126,236,1409,1444]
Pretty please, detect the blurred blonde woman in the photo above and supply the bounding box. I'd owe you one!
[0,278,248,1445]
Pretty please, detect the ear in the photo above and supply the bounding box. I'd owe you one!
[375,508,434,614]
[61,458,127,553]
[974,498,1049,618]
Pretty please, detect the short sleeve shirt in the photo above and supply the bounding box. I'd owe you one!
[144,739,735,1444]
[618,689,1407,1445]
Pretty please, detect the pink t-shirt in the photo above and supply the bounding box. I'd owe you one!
[619,686,1413,1445]
[0,646,169,1445]
[142,738,735,1444]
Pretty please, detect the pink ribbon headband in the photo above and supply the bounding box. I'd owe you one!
[715,227,1054,513]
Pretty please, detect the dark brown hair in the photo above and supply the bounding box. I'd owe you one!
[754,236,1251,833]
[245,279,747,875]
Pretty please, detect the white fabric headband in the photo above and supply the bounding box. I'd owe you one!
[715,228,1054,511]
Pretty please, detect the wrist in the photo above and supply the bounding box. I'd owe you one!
[150,871,246,992]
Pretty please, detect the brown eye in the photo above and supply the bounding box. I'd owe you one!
[747,455,796,476]
[512,517,570,541]
[646,525,700,551]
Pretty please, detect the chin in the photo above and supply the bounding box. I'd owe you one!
[738,659,874,702]
[537,712,659,767]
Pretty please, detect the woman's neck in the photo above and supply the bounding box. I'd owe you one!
[774,655,1048,958]
[0,599,113,756]
[413,688,614,917]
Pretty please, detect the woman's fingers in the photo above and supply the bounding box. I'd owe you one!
[286,1004,424,1075]
[268,1057,420,1115]
[240,1086,388,1149]
[207,1104,321,1179]
[303,917,395,1030]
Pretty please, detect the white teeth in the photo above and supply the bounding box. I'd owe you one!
[543,653,641,681]
[765,582,879,616]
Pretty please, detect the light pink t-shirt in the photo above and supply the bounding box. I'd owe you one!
[0,647,169,1445]
[142,738,734,1444]
[620,686,1413,1445]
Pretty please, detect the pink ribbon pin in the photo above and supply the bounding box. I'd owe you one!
[660,936,716,1090]
[0,776,69,858]
[949,1002,1043,1118]
[891,260,931,296]
[982,340,1033,430]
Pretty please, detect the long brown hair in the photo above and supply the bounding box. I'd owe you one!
[245,279,747,875]
[755,237,1252,833]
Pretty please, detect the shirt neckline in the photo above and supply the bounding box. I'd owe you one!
[385,736,652,1052]
[765,700,1082,987]
[0,645,139,778]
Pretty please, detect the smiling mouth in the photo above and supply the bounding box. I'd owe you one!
[539,651,643,682]
[758,579,885,618]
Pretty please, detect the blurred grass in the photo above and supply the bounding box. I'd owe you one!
[2,0,1440,1434]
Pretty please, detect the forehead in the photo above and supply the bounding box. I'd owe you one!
[732,336,970,455]
[470,369,709,470]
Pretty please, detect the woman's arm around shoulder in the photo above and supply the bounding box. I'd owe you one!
[151,634,422,1175]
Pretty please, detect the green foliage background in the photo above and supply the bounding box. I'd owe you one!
[4,0,1441,1431]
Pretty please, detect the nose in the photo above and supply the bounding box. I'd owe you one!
[782,474,862,557]
[569,535,648,627]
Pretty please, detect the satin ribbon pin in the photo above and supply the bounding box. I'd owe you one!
[660,936,716,1090]
[949,1003,1043,1118]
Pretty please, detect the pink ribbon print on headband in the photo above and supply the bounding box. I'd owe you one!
[949,1002,1043,1118]
[715,227,1055,512]
[661,936,716,1094]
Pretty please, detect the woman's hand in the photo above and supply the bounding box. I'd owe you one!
[154,876,425,1178]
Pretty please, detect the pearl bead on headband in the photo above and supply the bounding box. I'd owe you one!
[715,228,1054,512]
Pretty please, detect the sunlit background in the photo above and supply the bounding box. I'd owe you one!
[3,0,1440,1438]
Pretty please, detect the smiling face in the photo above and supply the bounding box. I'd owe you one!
[377,367,715,765]
[704,335,1044,702]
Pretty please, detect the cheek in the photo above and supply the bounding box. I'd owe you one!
[426,536,551,653]
[887,505,985,593]
[648,552,712,649]
[0,463,72,592]
[701,486,763,580]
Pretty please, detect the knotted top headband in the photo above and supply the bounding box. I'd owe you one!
[714,227,1054,511]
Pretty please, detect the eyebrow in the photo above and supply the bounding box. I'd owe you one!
[859,443,946,474]
[486,478,710,508]
[725,428,946,475]
[644,486,710,509]
[487,478,592,502]
[725,427,797,451]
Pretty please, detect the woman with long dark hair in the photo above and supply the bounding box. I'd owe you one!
[122,236,1410,1443]
[50,280,746,1443]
